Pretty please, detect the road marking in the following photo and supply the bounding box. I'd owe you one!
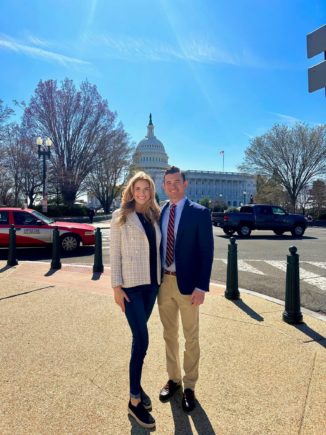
[216,259,326,292]
[305,261,326,270]
[265,260,326,291]
[265,260,287,272]
[221,259,265,275]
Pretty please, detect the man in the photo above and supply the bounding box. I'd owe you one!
[158,166,214,412]
[88,208,95,224]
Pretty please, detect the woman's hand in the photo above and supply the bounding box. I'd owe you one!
[113,286,130,312]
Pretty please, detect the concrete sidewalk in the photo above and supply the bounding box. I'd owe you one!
[0,261,325,434]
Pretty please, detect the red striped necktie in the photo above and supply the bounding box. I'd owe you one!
[166,204,176,267]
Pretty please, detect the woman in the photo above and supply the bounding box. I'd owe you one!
[110,171,161,429]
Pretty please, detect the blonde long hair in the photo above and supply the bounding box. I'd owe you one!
[117,171,160,225]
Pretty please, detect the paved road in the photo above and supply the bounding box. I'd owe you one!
[1,223,325,313]
[212,226,326,313]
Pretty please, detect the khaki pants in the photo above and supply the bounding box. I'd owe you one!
[158,275,200,390]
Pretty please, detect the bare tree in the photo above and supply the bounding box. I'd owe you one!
[2,124,25,206]
[240,123,326,211]
[20,135,43,206]
[310,179,326,217]
[0,101,15,205]
[1,124,43,206]
[254,174,289,207]
[0,100,14,132]
[0,166,14,205]
[296,185,311,215]
[23,78,119,205]
[85,126,133,212]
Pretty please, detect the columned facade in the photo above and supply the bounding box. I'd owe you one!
[134,115,256,206]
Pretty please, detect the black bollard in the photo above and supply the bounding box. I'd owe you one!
[93,228,104,273]
[51,227,62,270]
[7,225,18,267]
[283,246,303,324]
[224,236,240,300]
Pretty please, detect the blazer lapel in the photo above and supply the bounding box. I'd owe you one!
[160,202,169,229]
[128,212,145,233]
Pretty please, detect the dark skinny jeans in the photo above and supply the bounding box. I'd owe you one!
[123,284,158,399]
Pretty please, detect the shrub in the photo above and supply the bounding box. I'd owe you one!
[33,204,88,217]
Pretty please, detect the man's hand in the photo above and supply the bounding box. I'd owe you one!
[113,286,130,312]
[191,289,205,306]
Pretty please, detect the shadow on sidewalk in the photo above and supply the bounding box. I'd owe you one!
[0,264,12,273]
[169,392,216,434]
[0,285,54,301]
[294,323,326,349]
[128,415,156,434]
[127,393,216,434]
[231,299,264,322]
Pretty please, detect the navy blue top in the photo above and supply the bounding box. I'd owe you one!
[136,213,157,285]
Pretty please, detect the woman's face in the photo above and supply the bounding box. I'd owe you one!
[133,179,151,208]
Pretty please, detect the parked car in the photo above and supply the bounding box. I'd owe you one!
[0,207,96,252]
[211,211,224,226]
[221,204,307,237]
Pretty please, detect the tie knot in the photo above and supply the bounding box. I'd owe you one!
[170,204,176,210]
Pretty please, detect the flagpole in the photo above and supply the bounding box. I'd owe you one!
[219,150,225,172]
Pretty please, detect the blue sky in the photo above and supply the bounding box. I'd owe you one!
[0,0,325,172]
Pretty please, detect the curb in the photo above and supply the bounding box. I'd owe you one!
[13,261,326,323]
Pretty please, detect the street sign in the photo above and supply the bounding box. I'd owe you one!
[308,60,326,92]
[307,25,326,58]
[307,24,326,93]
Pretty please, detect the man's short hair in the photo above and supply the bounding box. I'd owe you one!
[164,166,186,182]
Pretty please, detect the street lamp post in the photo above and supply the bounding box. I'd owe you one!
[37,137,52,213]
[243,191,247,205]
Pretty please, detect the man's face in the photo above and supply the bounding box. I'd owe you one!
[163,172,188,203]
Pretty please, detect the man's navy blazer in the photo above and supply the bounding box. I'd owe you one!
[160,198,214,295]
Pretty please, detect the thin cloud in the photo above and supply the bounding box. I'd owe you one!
[0,34,91,67]
[271,112,302,125]
[87,34,279,68]
[25,34,49,47]
[90,34,239,65]
[243,131,254,139]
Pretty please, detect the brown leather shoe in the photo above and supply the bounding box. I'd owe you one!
[182,388,196,412]
[159,380,181,402]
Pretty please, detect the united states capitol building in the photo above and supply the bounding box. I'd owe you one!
[134,115,256,207]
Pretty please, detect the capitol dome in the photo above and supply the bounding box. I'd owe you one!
[134,114,169,171]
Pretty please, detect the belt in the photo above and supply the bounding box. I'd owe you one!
[164,269,177,276]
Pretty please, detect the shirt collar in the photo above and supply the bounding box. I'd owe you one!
[169,197,187,209]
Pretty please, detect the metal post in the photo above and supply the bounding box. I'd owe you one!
[283,246,303,324]
[42,153,46,198]
[37,137,51,213]
[93,228,104,273]
[7,225,18,267]
[224,236,240,300]
[51,227,62,270]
